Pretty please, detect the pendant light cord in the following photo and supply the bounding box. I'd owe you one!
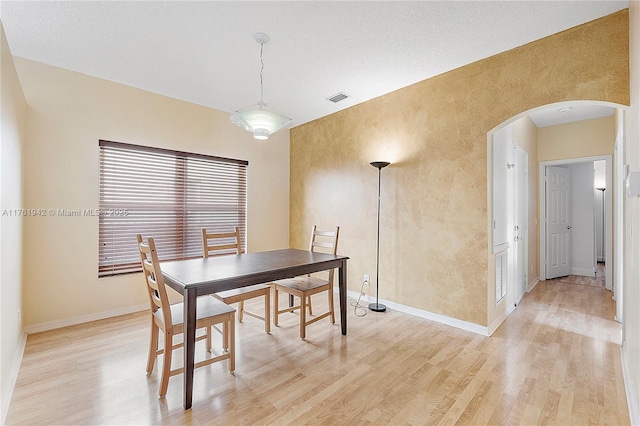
[259,42,265,108]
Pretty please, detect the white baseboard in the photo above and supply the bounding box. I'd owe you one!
[621,345,640,426]
[24,303,148,334]
[527,276,540,293]
[344,289,489,336]
[487,302,516,336]
[1,331,27,425]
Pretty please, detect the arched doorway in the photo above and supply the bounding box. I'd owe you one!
[487,100,626,334]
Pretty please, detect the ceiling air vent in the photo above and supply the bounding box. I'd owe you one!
[326,92,350,103]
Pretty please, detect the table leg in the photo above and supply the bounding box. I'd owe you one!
[339,261,347,335]
[183,288,197,409]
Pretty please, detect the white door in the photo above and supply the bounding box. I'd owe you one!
[546,166,571,278]
[513,146,528,303]
[492,126,512,252]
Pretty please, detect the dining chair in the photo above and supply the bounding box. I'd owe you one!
[273,225,340,339]
[202,227,271,333]
[136,234,235,397]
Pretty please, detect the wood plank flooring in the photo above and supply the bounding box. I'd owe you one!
[6,277,629,425]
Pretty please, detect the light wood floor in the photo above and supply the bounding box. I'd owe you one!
[6,278,629,425]
[547,263,606,288]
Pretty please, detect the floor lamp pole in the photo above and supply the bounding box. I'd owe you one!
[369,161,390,312]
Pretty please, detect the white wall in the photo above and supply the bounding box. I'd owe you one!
[14,58,291,331]
[623,3,640,424]
[0,21,27,423]
[595,189,605,262]
[594,160,606,262]
[569,162,595,276]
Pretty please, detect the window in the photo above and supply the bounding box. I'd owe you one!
[98,140,248,277]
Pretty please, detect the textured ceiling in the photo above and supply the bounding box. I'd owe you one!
[529,104,615,128]
[0,1,628,128]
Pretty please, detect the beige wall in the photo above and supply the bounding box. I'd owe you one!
[0,21,27,420]
[15,58,290,329]
[537,115,615,162]
[624,2,640,423]
[290,11,629,327]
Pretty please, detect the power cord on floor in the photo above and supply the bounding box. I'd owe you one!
[350,278,369,317]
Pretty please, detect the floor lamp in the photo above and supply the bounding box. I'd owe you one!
[369,161,390,312]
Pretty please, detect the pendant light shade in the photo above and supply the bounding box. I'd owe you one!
[230,32,293,140]
[230,102,293,140]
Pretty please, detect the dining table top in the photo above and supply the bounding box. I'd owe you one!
[161,248,349,295]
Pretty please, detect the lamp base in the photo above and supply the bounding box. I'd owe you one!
[368,302,387,312]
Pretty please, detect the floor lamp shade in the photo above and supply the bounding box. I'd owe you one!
[369,161,390,312]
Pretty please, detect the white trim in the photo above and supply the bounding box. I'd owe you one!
[344,289,490,336]
[1,332,27,424]
[527,277,540,293]
[487,302,516,336]
[24,303,148,334]
[614,111,625,337]
[621,345,640,426]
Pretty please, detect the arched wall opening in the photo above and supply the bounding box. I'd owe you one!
[486,100,627,335]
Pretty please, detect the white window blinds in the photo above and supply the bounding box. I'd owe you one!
[98,140,248,277]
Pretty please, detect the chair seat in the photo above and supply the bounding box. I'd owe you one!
[202,227,270,333]
[214,284,271,303]
[138,234,235,397]
[274,276,329,293]
[155,296,235,327]
[273,225,339,339]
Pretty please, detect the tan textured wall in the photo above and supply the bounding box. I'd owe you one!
[290,11,629,326]
[537,115,615,162]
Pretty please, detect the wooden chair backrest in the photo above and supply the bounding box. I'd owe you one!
[202,227,241,258]
[308,225,340,283]
[137,234,172,326]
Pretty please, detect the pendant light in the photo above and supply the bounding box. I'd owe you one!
[230,32,293,140]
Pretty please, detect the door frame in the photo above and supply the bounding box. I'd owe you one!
[512,145,528,304]
[539,155,612,290]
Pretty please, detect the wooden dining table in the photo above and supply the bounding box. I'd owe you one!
[161,248,349,409]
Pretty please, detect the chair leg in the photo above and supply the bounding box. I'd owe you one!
[300,294,307,339]
[206,325,212,352]
[238,300,245,323]
[264,290,271,333]
[159,331,172,397]
[273,286,279,326]
[222,320,229,352]
[307,295,313,315]
[147,320,159,373]
[229,312,235,373]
